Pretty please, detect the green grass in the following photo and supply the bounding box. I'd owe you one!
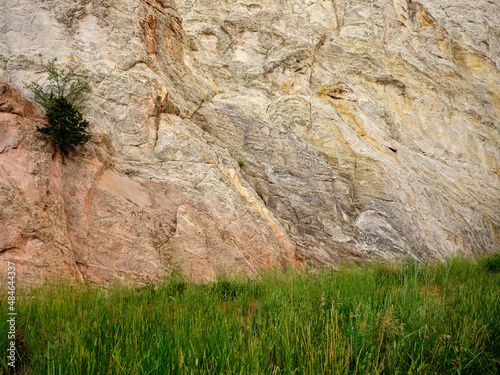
[1,255,500,374]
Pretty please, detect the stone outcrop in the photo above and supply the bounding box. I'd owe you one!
[1,0,499,284]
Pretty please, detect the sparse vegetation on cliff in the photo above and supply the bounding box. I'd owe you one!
[1,254,499,374]
[25,58,91,148]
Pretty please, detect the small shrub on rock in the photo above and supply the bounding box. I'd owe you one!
[25,58,91,149]
[39,97,91,146]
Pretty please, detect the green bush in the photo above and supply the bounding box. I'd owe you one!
[38,97,91,146]
[25,58,91,148]
[481,251,500,273]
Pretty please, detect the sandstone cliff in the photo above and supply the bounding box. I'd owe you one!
[1,0,499,284]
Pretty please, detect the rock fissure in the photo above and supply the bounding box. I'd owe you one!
[0,246,17,254]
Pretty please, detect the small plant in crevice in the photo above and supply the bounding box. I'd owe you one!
[25,58,91,150]
[124,169,137,176]
[237,158,246,167]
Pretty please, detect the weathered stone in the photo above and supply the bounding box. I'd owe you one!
[1,0,499,284]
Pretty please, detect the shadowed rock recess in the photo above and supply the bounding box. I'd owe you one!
[1,0,499,284]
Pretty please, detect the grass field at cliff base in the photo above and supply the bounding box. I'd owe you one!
[1,254,499,374]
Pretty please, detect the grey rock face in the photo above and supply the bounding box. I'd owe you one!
[1,0,499,283]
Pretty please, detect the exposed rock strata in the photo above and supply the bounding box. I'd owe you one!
[0,0,499,283]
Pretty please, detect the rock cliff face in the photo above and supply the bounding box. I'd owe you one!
[1,0,499,284]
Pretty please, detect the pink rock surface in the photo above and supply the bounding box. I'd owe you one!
[0,81,82,284]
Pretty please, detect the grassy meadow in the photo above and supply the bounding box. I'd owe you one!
[1,254,500,374]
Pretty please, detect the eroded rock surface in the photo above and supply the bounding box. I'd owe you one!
[1,0,499,283]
